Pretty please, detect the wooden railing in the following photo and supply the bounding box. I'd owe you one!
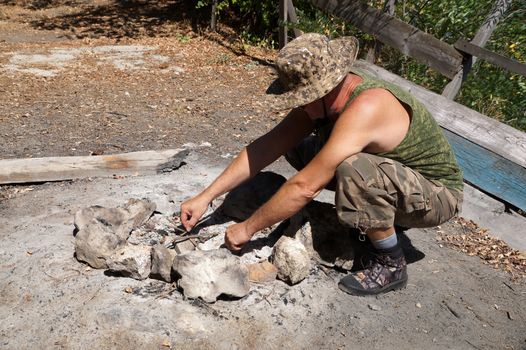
[278,0,526,212]
[279,0,525,97]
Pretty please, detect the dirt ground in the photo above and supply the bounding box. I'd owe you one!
[1,2,525,349]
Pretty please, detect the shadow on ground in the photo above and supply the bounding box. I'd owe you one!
[218,171,426,265]
[20,0,203,39]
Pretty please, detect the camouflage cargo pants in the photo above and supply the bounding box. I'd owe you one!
[285,135,463,230]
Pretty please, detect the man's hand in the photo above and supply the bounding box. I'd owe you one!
[180,194,210,231]
[225,222,253,253]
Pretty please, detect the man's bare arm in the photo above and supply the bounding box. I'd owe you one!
[180,107,314,230]
[227,89,410,247]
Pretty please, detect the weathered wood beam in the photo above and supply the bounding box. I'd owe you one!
[442,0,513,99]
[454,39,526,77]
[444,129,526,212]
[310,0,463,78]
[0,149,189,185]
[354,60,526,168]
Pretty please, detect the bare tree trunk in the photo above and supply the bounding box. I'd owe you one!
[442,0,513,99]
[210,0,218,31]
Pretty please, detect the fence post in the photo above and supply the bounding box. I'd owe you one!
[210,0,218,31]
[279,0,288,48]
[287,0,303,39]
[442,0,513,100]
[366,0,396,63]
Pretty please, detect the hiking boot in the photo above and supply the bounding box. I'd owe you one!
[338,246,408,296]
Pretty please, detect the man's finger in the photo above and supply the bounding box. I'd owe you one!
[185,216,199,232]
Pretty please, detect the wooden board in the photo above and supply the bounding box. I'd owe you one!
[310,0,463,78]
[455,39,526,77]
[0,149,189,185]
[442,0,512,99]
[444,129,526,212]
[354,60,526,168]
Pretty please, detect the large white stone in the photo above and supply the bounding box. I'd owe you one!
[272,236,311,285]
[74,221,127,269]
[172,249,250,303]
[107,244,152,280]
[150,245,177,282]
[74,198,156,268]
[285,201,356,271]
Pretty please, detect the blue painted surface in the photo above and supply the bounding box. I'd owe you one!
[443,129,526,212]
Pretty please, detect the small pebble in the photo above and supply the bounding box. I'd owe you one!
[416,302,422,308]
[368,304,382,311]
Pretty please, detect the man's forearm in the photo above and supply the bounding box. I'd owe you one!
[244,180,317,234]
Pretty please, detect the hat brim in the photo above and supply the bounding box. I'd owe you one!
[266,36,359,110]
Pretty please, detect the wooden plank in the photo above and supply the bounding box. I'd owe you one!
[442,0,513,99]
[444,129,526,212]
[0,149,189,185]
[279,0,288,48]
[310,0,463,78]
[455,39,526,77]
[353,60,526,168]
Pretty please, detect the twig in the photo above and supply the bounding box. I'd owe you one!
[442,300,461,319]
[172,212,213,236]
[155,284,178,300]
[465,340,484,350]
[256,287,274,306]
[166,232,219,248]
[188,237,200,250]
[502,281,516,292]
[86,285,102,303]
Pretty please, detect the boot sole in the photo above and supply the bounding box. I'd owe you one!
[338,277,408,296]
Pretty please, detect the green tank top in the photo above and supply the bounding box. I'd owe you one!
[320,68,463,191]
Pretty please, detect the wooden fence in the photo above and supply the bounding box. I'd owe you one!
[278,0,526,212]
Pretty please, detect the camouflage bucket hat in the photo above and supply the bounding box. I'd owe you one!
[266,33,359,110]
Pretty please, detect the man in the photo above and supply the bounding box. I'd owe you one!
[180,33,463,296]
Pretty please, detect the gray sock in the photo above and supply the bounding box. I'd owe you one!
[371,232,398,250]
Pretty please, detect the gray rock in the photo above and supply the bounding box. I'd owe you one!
[107,244,152,280]
[123,198,157,230]
[74,221,127,269]
[172,249,250,303]
[368,304,382,311]
[221,172,286,221]
[272,236,311,285]
[173,240,196,254]
[285,201,356,271]
[74,198,156,239]
[74,199,156,268]
[151,245,177,282]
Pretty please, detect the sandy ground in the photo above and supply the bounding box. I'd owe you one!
[1,153,525,349]
[1,2,525,349]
